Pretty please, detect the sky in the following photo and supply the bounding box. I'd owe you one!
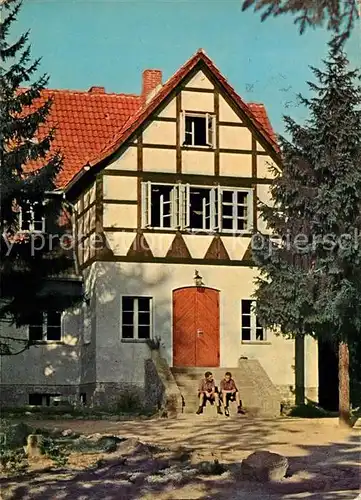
[12,0,361,136]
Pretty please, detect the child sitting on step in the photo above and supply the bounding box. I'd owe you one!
[220,371,246,417]
[196,371,222,415]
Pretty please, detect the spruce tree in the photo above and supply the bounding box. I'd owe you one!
[252,36,361,426]
[0,0,76,354]
[242,0,359,43]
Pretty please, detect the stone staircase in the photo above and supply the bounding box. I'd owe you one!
[171,360,281,418]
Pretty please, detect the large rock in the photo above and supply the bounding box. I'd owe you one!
[70,435,124,454]
[241,450,289,482]
[1,422,33,449]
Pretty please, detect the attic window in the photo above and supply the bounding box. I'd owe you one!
[183,112,214,148]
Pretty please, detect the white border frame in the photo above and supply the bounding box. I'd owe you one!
[28,311,64,343]
[120,294,154,342]
[240,299,267,343]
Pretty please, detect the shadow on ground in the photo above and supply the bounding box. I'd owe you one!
[1,417,360,499]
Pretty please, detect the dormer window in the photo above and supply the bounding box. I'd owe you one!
[182,112,214,148]
[19,201,45,233]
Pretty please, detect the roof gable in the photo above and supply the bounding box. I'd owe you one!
[86,49,278,172]
[21,49,278,190]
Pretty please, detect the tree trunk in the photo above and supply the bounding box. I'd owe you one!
[338,341,350,427]
[295,335,305,405]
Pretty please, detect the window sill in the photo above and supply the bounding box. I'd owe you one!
[142,227,253,237]
[241,341,271,345]
[121,338,149,344]
[31,341,64,345]
[181,145,214,151]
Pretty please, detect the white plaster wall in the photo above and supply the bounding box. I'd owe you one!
[0,309,82,386]
[219,95,242,123]
[157,99,177,119]
[257,155,276,179]
[105,146,137,171]
[90,261,314,393]
[182,150,214,175]
[181,91,214,113]
[104,231,136,256]
[103,204,137,228]
[103,176,137,201]
[257,184,273,234]
[185,70,214,90]
[305,335,319,392]
[220,152,252,177]
[80,266,97,384]
[143,121,176,145]
[219,126,252,150]
[143,148,177,173]
[84,183,96,207]
[240,335,295,390]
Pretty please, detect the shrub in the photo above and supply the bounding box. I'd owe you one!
[146,336,163,350]
[41,437,69,468]
[289,403,334,418]
[0,420,29,476]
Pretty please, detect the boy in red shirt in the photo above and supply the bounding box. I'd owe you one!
[220,371,246,417]
[196,371,222,415]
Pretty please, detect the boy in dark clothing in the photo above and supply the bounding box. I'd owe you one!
[196,371,222,415]
[220,371,246,417]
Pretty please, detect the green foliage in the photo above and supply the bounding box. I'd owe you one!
[146,336,164,350]
[241,0,358,44]
[288,403,335,418]
[0,0,77,344]
[41,437,69,468]
[0,420,33,449]
[0,448,28,475]
[0,420,29,475]
[253,37,361,353]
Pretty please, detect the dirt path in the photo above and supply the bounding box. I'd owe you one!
[2,417,360,499]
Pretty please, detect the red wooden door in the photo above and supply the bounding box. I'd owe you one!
[173,287,220,367]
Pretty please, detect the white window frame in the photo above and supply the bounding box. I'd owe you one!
[220,188,253,234]
[142,182,253,234]
[19,201,46,233]
[28,311,63,343]
[183,184,220,232]
[240,299,266,342]
[120,295,153,341]
[182,112,215,148]
[142,182,180,230]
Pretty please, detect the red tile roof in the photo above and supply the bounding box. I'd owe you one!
[23,49,278,189]
[24,89,142,187]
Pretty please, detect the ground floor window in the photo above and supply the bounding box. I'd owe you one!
[28,311,62,342]
[241,299,265,341]
[121,296,152,340]
[28,394,61,406]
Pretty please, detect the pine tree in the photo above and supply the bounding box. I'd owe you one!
[242,0,359,44]
[252,36,361,426]
[0,0,77,354]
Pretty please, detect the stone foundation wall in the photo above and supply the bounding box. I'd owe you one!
[277,385,319,406]
[90,382,145,410]
[0,384,79,407]
[276,385,296,405]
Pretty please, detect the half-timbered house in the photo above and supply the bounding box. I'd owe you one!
[0,50,319,413]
